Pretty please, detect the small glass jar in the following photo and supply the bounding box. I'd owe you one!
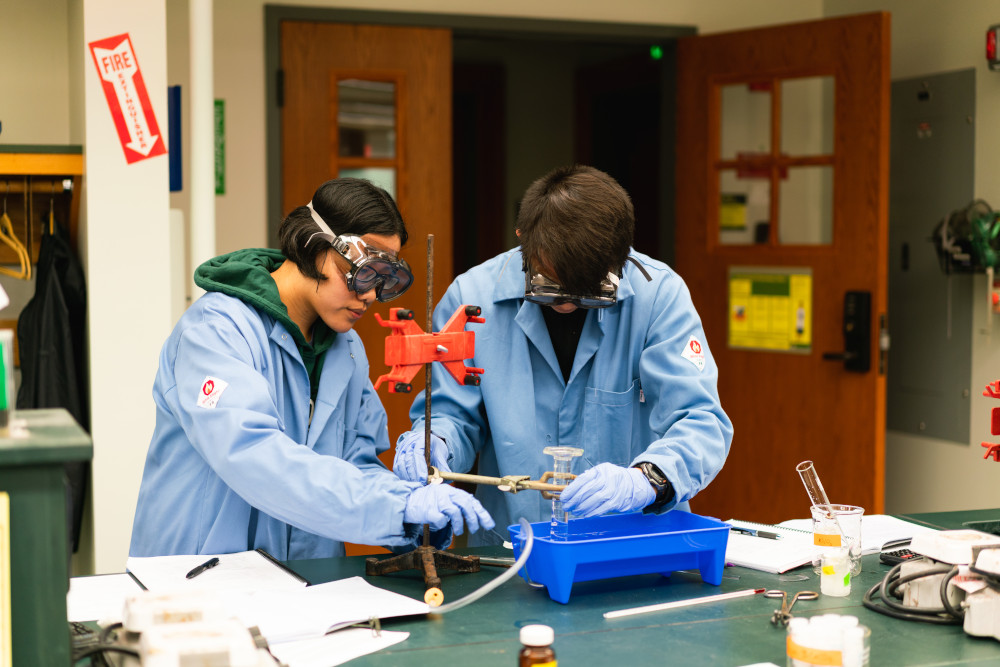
[519,624,557,666]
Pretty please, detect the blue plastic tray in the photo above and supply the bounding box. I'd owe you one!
[508,510,730,604]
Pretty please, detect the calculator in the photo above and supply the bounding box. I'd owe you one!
[879,538,921,565]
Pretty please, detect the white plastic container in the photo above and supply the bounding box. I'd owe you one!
[787,614,869,667]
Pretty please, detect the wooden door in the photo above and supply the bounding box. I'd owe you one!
[281,22,452,553]
[675,13,890,523]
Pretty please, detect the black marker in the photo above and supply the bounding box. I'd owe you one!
[185,557,220,579]
[730,527,782,541]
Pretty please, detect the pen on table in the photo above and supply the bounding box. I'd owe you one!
[185,557,220,580]
[604,588,766,619]
[730,527,782,541]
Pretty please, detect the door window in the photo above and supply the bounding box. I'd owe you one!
[337,79,397,158]
[717,75,835,247]
[333,75,401,202]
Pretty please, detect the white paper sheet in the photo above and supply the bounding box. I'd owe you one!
[268,628,409,667]
[67,573,144,622]
[126,550,307,593]
[234,577,428,644]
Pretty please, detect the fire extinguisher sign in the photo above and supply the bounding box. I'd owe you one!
[88,33,167,164]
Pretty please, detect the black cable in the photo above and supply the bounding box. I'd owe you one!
[72,644,141,661]
[98,621,121,645]
[884,562,954,614]
[862,560,963,625]
[940,566,966,620]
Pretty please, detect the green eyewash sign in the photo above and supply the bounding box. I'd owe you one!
[214,99,225,195]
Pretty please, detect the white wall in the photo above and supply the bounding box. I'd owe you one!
[81,0,173,573]
[823,0,1000,514]
[0,0,72,145]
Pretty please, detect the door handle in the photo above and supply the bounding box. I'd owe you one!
[822,291,871,373]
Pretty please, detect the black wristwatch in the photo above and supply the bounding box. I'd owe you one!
[635,462,675,514]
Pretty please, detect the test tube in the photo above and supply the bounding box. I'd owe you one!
[796,460,844,535]
[543,446,583,540]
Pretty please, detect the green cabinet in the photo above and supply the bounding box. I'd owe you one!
[0,409,91,665]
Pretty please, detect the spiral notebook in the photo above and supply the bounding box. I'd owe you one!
[724,519,815,574]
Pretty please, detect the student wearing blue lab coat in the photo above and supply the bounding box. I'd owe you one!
[394,165,733,546]
[130,178,492,559]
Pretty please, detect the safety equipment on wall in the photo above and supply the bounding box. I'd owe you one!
[932,199,1000,273]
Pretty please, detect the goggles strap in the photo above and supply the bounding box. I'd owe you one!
[304,201,338,245]
[626,256,652,282]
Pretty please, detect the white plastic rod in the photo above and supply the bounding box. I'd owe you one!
[189,0,216,299]
[604,588,766,619]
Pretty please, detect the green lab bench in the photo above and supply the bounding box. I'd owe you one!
[283,509,1000,666]
[0,409,91,666]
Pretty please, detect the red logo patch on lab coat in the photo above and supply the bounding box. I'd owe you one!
[196,376,228,409]
[681,335,706,372]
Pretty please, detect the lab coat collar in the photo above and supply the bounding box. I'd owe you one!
[315,334,356,405]
[268,319,356,435]
[308,335,357,439]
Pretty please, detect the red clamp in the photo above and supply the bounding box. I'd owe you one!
[373,305,485,393]
[985,381,1000,399]
[983,442,1000,462]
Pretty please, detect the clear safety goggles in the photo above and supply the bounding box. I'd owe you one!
[305,202,413,302]
[523,259,619,309]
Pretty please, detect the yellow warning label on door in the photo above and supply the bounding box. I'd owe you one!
[728,267,812,352]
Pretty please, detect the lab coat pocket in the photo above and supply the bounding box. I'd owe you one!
[581,380,638,468]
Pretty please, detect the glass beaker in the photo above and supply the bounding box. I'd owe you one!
[811,504,864,576]
[542,446,583,540]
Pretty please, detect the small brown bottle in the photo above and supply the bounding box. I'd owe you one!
[519,624,556,666]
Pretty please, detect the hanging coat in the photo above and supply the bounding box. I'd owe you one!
[17,219,89,552]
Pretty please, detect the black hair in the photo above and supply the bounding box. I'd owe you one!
[517,165,634,295]
[278,178,408,281]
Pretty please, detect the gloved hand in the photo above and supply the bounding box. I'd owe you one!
[393,430,451,482]
[403,484,495,536]
[559,462,656,517]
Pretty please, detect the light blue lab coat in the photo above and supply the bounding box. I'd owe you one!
[410,248,733,546]
[130,292,427,559]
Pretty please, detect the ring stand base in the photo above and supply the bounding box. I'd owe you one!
[365,544,481,606]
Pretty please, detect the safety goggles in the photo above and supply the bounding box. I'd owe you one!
[305,202,413,302]
[523,260,619,309]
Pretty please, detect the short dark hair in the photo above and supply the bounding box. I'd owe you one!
[278,178,408,282]
[517,165,634,294]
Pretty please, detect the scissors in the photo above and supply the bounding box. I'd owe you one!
[765,589,819,626]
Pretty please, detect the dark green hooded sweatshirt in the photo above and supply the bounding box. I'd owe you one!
[194,248,336,400]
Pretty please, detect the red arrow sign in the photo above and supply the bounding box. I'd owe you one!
[89,33,167,164]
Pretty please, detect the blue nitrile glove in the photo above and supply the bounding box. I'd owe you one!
[559,462,656,517]
[403,484,495,536]
[393,430,451,482]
